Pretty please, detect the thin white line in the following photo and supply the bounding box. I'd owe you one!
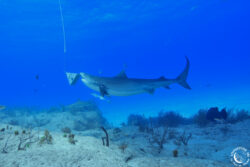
[58,0,66,53]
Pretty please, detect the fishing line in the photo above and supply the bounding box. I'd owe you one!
[58,0,67,53]
[58,0,68,72]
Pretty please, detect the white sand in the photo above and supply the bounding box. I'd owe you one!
[2,120,248,167]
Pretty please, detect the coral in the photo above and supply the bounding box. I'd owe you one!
[127,111,188,131]
[158,111,184,127]
[193,110,209,127]
[39,130,53,145]
[2,128,40,152]
[101,127,109,147]
[206,107,226,122]
[148,127,169,153]
[227,109,250,123]
[1,134,13,153]
[127,114,149,132]
[220,108,228,120]
[194,108,249,126]
[168,129,178,140]
[175,131,192,146]
[236,110,250,120]
[68,134,77,145]
[119,143,128,153]
[0,127,16,153]
[173,149,178,157]
[18,129,39,150]
[14,131,19,136]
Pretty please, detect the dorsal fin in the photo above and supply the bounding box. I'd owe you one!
[115,70,128,78]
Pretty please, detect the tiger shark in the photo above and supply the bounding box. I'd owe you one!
[66,57,191,97]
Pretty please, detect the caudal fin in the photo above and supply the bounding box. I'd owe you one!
[176,57,191,89]
[66,72,80,85]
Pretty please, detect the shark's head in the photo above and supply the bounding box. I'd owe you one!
[80,72,100,92]
[80,72,93,84]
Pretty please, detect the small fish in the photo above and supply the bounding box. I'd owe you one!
[35,74,39,80]
[0,105,6,110]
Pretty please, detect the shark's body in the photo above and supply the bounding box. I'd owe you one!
[66,57,191,97]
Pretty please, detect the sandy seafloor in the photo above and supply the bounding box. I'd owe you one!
[0,121,249,167]
[0,102,249,167]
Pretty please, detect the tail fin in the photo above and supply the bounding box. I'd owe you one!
[66,72,80,85]
[176,57,191,89]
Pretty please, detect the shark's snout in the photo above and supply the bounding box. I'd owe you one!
[80,72,86,78]
[80,72,88,83]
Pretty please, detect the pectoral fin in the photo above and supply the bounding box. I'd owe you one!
[99,84,109,97]
[91,93,111,102]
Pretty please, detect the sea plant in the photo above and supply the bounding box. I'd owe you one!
[18,128,39,151]
[148,127,169,153]
[227,109,250,123]
[175,131,192,146]
[14,130,19,136]
[68,134,77,144]
[173,149,178,157]
[101,126,109,147]
[1,134,12,153]
[193,110,209,127]
[206,107,227,122]
[157,111,184,127]
[127,114,149,132]
[119,143,128,153]
[39,130,53,145]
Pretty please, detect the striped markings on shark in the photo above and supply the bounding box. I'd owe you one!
[66,57,191,98]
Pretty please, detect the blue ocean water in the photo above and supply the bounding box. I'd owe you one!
[0,0,250,125]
